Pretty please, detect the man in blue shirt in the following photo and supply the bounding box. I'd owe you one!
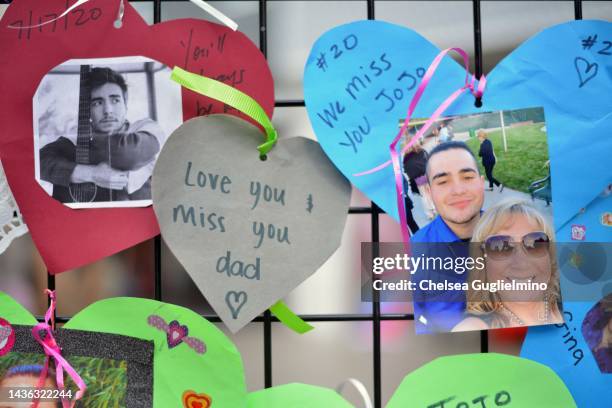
[410,141,485,333]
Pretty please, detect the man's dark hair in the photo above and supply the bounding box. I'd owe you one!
[425,140,479,181]
[89,67,127,101]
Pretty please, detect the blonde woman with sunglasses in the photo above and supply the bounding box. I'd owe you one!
[453,199,563,331]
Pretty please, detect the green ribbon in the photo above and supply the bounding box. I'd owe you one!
[269,301,314,334]
[171,66,277,156]
[170,67,312,334]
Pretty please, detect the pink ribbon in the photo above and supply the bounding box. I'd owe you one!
[31,290,86,408]
[354,48,486,247]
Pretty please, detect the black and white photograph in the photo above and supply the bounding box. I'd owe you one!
[33,56,183,209]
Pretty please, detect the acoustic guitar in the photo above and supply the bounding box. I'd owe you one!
[67,65,98,203]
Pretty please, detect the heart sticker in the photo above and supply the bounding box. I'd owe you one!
[167,320,189,348]
[183,390,212,408]
[304,20,611,230]
[152,115,351,332]
[148,314,207,354]
[0,0,273,273]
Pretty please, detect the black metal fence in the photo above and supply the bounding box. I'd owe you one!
[16,0,587,406]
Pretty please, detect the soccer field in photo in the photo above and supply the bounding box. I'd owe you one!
[466,123,549,194]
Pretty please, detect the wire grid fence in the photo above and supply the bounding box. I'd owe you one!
[24,0,586,407]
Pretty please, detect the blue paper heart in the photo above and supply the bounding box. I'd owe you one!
[304,20,611,232]
[521,299,612,408]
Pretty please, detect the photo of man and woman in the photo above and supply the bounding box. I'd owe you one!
[399,107,560,334]
[33,56,182,209]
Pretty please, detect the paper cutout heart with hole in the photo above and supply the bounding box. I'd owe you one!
[386,353,576,407]
[304,20,611,230]
[0,291,354,407]
[0,0,273,273]
[152,114,351,332]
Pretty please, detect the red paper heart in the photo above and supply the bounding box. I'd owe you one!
[0,0,274,273]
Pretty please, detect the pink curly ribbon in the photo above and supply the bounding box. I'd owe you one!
[354,48,486,247]
[31,290,86,408]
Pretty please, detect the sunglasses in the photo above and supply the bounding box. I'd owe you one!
[482,231,550,260]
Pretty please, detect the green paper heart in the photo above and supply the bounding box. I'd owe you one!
[0,292,246,407]
[64,297,247,407]
[0,292,36,325]
[0,292,354,407]
[247,383,353,407]
[387,353,576,408]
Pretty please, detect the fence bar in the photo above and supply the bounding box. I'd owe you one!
[574,0,583,20]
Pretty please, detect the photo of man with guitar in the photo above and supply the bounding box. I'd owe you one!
[35,57,181,208]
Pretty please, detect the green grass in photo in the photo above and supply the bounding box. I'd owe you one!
[0,351,127,407]
[466,123,549,193]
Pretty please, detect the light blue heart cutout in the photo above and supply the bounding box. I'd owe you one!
[304,19,611,232]
[521,299,612,408]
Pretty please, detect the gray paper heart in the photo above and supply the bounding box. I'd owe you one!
[152,114,351,332]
